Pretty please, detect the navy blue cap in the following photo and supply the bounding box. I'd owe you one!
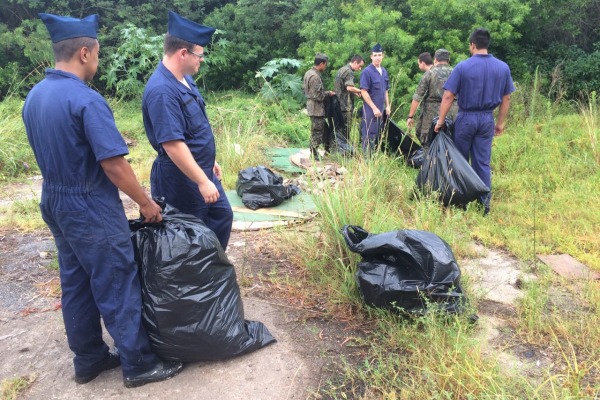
[168,10,216,47]
[372,43,383,53]
[39,13,99,43]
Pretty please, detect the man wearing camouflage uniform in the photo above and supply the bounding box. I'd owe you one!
[303,53,335,160]
[407,49,458,147]
[334,55,364,138]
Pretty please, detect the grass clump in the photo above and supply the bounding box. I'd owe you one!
[0,375,36,400]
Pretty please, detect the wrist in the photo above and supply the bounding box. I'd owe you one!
[407,116,413,119]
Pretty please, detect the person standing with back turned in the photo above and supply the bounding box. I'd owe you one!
[22,12,183,388]
[142,11,233,250]
[435,28,515,215]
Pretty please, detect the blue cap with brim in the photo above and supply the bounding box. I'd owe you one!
[168,10,216,47]
[372,43,383,53]
[39,13,99,43]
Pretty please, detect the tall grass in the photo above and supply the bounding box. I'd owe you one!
[282,80,600,398]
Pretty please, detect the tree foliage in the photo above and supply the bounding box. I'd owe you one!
[0,0,597,102]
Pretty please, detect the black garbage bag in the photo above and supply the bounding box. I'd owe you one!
[341,225,467,315]
[325,95,355,156]
[416,131,489,206]
[384,118,422,157]
[407,148,424,169]
[236,165,301,210]
[130,204,276,362]
[424,116,455,147]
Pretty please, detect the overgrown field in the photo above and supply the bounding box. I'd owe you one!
[1,88,598,399]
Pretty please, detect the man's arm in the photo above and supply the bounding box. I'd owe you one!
[406,99,420,128]
[346,85,362,95]
[494,94,511,136]
[99,156,163,223]
[434,90,456,132]
[161,140,219,204]
[384,90,391,117]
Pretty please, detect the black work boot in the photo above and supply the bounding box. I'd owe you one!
[74,352,121,384]
[310,147,321,161]
[124,361,184,388]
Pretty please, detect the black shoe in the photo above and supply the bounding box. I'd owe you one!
[124,361,184,388]
[310,147,321,161]
[74,352,121,384]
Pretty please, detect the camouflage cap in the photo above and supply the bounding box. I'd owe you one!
[315,52,329,61]
[434,48,450,61]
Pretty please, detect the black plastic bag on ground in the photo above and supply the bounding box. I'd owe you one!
[416,130,489,206]
[384,118,422,157]
[341,225,467,315]
[130,204,276,362]
[407,148,424,169]
[236,165,301,210]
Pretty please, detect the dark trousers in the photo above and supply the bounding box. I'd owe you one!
[40,190,158,378]
[453,111,495,204]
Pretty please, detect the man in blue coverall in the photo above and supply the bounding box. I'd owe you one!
[22,13,183,387]
[435,28,515,214]
[143,11,233,250]
[360,43,391,153]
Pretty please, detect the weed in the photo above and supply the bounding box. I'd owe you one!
[0,375,36,400]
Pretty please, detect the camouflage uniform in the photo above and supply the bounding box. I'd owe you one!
[412,64,458,145]
[303,67,328,151]
[334,64,356,138]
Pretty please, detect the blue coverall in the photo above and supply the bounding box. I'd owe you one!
[443,54,515,205]
[142,62,233,250]
[360,63,389,152]
[22,69,158,378]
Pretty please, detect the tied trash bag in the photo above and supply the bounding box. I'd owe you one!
[384,119,423,169]
[236,165,301,210]
[341,225,467,315]
[424,116,455,147]
[416,122,489,206]
[130,203,276,362]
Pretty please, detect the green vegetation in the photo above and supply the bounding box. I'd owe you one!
[0,81,598,397]
[0,375,36,400]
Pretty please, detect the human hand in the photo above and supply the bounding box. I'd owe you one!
[199,180,220,204]
[434,119,444,133]
[213,162,222,180]
[140,197,163,224]
[494,123,505,136]
[373,107,382,118]
[407,118,415,128]
[329,91,335,96]
[385,106,391,116]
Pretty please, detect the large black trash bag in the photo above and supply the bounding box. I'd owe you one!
[424,116,455,147]
[384,118,422,157]
[236,165,301,210]
[416,129,489,206]
[130,204,276,362]
[407,148,424,169]
[341,225,467,315]
[325,95,355,156]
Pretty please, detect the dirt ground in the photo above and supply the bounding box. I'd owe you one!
[0,178,587,399]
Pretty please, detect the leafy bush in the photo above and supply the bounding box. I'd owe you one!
[255,58,304,107]
[103,24,164,99]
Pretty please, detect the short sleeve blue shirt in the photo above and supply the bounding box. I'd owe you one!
[443,54,515,112]
[142,62,216,173]
[360,64,389,110]
[22,69,128,193]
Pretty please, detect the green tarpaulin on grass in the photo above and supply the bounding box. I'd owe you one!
[225,190,317,230]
